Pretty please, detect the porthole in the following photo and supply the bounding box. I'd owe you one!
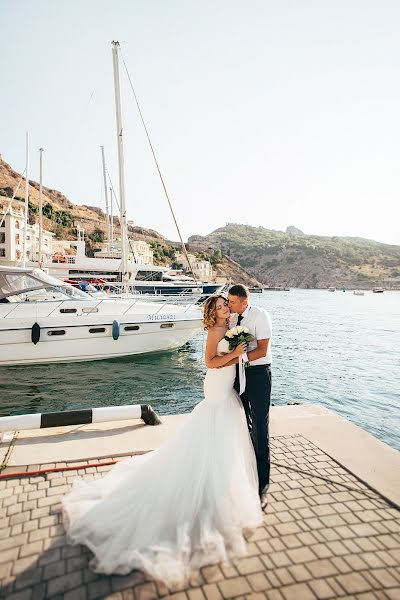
[124,325,140,331]
[89,327,106,334]
[160,323,174,329]
[82,307,99,314]
[47,330,66,336]
[60,308,77,314]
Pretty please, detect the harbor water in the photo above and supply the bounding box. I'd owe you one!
[0,290,399,451]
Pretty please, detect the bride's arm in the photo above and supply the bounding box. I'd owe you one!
[205,330,244,369]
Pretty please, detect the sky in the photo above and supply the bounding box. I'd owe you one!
[1,0,399,245]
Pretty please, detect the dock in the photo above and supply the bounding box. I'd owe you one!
[0,405,399,599]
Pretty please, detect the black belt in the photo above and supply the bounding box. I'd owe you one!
[247,364,271,369]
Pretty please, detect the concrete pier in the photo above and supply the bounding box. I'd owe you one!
[0,405,399,599]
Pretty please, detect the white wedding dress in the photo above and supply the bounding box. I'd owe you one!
[62,340,263,586]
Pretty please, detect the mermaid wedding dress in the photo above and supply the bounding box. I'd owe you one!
[62,340,263,586]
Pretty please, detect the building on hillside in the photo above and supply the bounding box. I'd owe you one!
[96,239,154,265]
[0,209,54,266]
[175,252,213,282]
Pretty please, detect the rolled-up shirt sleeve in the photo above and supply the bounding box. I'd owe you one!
[256,311,272,340]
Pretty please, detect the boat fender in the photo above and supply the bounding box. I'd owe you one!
[141,404,162,425]
[31,322,41,345]
[112,320,120,340]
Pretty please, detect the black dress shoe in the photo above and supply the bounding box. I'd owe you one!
[260,489,268,513]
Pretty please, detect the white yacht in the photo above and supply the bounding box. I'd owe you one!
[0,266,203,366]
[43,236,222,297]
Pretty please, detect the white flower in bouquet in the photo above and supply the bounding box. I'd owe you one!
[224,326,254,366]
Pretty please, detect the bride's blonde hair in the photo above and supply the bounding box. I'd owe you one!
[203,295,228,330]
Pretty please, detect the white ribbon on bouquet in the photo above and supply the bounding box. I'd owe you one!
[238,352,249,395]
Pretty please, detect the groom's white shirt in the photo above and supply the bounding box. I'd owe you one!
[229,304,272,366]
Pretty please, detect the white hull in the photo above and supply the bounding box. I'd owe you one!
[0,296,203,366]
[0,320,201,366]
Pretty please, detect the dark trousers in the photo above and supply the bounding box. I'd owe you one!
[234,364,271,496]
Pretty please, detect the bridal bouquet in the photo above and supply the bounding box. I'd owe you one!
[224,326,254,367]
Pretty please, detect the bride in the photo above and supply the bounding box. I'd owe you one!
[62,295,263,586]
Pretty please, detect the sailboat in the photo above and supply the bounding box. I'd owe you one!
[0,42,204,367]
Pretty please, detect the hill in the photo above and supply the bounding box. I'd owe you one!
[189,223,400,289]
[2,156,398,288]
[0,156,260,284]
[0,156,164,250]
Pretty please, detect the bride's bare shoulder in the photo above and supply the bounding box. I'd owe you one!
[206,326,226,344]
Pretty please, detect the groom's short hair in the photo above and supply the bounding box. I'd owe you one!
[228,284,249,299]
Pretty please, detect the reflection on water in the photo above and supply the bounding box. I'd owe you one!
[0,290,399,451]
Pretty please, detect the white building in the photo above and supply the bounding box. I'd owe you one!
[0,209,54,266]
[96,238,154,265]
[175,252,213,282]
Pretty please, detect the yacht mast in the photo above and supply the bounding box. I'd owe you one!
[22,132,29,267]
[100,146,111,252]
[38,147,44,268]
[111,41,129,291]
[110,186,114,250]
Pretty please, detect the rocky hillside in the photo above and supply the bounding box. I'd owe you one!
[189,224,400,289]
[3,156,398,288]
[0,156,164,250]
[0,156,256,282]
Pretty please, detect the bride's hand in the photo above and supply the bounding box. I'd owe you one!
[232,342,247,357]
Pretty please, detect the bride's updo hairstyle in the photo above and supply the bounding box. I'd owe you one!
[203,295,227,330]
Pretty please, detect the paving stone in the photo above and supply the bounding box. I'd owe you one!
[335,573,371,594]
[326,541,350,556]
[286,547,316,564]
[275,567,295,586]
[281,583,316,600]
[247,571,271,592]
[218,576,251,598]
[344,554,368,571]
[281,534,302,549]
[11,556,39,576]
[88,578,112,599]
[307,559,338,578]
[37,548,61,567]
[64,585,87,600]
[187,590,206,600]
[0,546,19,564]
[367,568,399,588]
[331,556,352,574]
[19,541,43,559]
[10,512,31,527]
[110,570,147,592]
[0,533,28,552]
[288,564,312,583]
[350,523,378,537]
[133,582,158,599]
[28,528,49,543]
[13,565,43,591]
[2,589,33,600]
[219,562,238,579]
[31,581,47,600]
[201,565,224,583]
[1,437,399,600]
[46,570,83,596]
[203,583,223,600]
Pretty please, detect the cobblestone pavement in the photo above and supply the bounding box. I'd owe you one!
[0,434,399,599]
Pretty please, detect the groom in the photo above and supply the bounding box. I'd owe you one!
[227,284,272,510]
